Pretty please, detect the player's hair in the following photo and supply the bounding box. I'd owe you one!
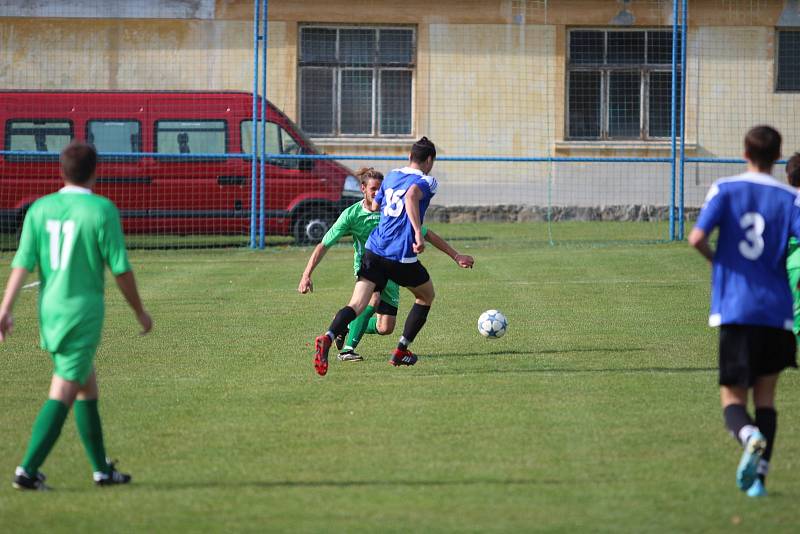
[354,167,384,185]
[744,125,782,171]
[410,136,436,164]
[60,141,97,185]
[786,153,800,188]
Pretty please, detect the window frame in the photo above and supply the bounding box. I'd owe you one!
[566,28,681,141]
[85,118,143,161]
[298,24,416,139]
[239,119,306,170]
[775,28,800,93]
[3,118,74,161]
[153,119,228,161]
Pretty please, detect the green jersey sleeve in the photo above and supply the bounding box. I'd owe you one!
[421,225,428,237]
[10,208,38,272]
[321,208,353,248]
[99,204,132,275]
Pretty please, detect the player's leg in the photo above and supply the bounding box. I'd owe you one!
[339,292,381,361]
[74,369,131,486]
[372,281,400,336]
[391,267,434,366]
[748,373,779,497]
[13,366,81,491]
[718,325,767,491]
[315,278,378,376]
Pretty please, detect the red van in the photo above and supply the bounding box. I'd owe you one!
[0,91,360,244]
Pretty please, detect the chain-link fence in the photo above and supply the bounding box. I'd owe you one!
[1,1,796,249]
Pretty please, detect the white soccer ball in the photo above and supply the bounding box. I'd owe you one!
[477,309,508,339]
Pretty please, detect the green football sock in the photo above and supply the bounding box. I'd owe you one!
[74,399,110,474]
[344,305,375,350]
[366,315,379,335]
[20,399,69,475]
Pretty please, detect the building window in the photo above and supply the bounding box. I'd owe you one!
[299,25,415,138]
[777,30,800,92]
[567,29,681,140]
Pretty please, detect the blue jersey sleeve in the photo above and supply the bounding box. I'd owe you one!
[695,182,724,233]
[416,175,438,199]
[791,193,800,239]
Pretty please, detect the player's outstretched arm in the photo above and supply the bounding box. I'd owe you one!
[0,267,29,341]
[299,243,330,294]
[688,227,714,262]
[114,271,152,335]
[425,230,474,268]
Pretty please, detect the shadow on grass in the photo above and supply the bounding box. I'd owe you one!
[426,347,649,359]
[419,366,718,376]
[135,477,560,491]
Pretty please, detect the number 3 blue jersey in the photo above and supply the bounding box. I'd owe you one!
[366,166,438,262]
[695,172,800,330]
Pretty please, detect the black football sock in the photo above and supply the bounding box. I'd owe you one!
[723,404,756,446]
[328,306,357,339]
[755,407,777,483]
[398,303,431,349]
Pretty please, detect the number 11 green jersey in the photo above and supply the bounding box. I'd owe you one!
[11,186,132,353]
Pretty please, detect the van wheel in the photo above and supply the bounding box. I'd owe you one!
[293,213,331,245]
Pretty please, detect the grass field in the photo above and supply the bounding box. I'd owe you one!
[0,222,798,533]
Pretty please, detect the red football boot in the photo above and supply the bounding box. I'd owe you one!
[389,347,418,366]
[314,334,332,376]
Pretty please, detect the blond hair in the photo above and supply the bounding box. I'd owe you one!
[354,167,384,185]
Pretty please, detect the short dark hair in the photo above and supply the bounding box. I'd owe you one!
[787,153,800,188]
[744,126,781,171]
[354,167,384,185]
[410,136,436,164]
[60,141,97,185]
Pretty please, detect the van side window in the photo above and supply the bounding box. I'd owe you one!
[5,120,73,158]
[240,120,304,170]
[87,120,141,156]
[155,120,226,157]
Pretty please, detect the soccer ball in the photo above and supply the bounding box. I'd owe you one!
[477,310,508,339]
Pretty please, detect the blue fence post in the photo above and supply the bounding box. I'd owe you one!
[259,0,268,249]
[249,0,260,249]
[678,0,688,240]
[669,0,679,242]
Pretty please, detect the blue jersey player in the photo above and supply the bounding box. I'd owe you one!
[689,125,800,498]
[312,137,473,375]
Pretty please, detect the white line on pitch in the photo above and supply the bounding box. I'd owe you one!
[23,281,41,289]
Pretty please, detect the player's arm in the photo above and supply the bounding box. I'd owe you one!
[114,271,152,335]
[0,267,29,341]
[299,243,330,294]
[425,229,474,268]
[406,184,425,254]
[688,227,714,263]
[1,208,37,340]
[299,208,351,293]
[100,205,152,334]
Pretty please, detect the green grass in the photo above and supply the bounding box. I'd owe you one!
[0,222,797,532]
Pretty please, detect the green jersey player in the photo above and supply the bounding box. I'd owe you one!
[786,153,800,341]
[0,142,152,491]
[299,167,473,362]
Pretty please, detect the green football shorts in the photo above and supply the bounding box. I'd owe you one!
[50,346,97,385]
[380,280,401,309]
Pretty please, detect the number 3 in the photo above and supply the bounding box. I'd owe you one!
[739,212,765,260]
